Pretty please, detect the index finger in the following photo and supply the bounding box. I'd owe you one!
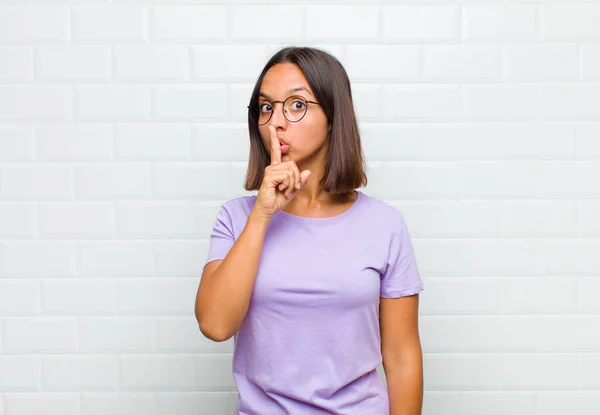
[268,125,281,165]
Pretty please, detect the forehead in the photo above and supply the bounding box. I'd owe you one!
[259,63,314,97]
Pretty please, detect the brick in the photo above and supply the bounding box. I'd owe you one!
[39,202,115,239]
[424,354,503,390]
[36,124,113,162]
[0,125,34,161]
[152,85,227,121]
[115,45,189,81]
[0,203,36,238]
[116,202,202,238]
[79,317,155,353]
[306,6,379,41]
[194,355,235,390]
[42,356,118,391]
[0,87,71,121]
[153,163,232,200]
[464,5,537,42]
[576,122,600,159]
[75,163,151,199]
[229,6,302,42]
[502,354,577,389]
[542,4,600,41]
[500,122,576,159]
[154,240,208,278]
[420,278,503,315]
[459,162,538,198]
[77,241,153,278]
[0,279,38,315]
[501,201,577,237]
[76,86,151,121]
[192,45,268,81]
[72,6,144,42]
[423,45,502,80]
[191,124,248,162]
[540,83,600,120]
[151,6,225,42]
[0,6,69,43]
[80,393,155,415]
[367,162,459,200]
[117,278,198,315]
[0,47,33,82]
[422,123,501,160]
[424,391,536,415]
[382,84,461,120]
[120,355,194,391]
[582,45,600,80]
[346,45,419,80]
[421,316,537,353]
[0,356,40,391]
[383,5,460,42]
[504,277,578,314]
[538,161,600,197]
[505,44,579,81]
[542,239,600,276]
[42,279,115,315]
[0,241,75,277]
[35,46,111,82]
[115,124,190,161]
[4,317,78,353]
[4,394,78,415]
[462,84,537,121]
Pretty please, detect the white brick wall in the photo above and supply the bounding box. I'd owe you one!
[0,1,598,414]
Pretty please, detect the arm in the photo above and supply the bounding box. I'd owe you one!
[380,294,423,415]
[195,209,270,342]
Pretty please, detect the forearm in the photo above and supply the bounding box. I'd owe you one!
[385,360,423,415]
[197,210,270,341]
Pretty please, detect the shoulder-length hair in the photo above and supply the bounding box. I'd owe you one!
[244,46,367,195]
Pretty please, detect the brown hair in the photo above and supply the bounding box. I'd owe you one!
[244,46,367,195]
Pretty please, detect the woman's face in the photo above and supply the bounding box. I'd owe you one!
[257,63,331,164]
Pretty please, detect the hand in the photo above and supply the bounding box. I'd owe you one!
[252,126,311,221]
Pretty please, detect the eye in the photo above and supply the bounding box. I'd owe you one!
[290,100,306,110]
[259,103,272,113]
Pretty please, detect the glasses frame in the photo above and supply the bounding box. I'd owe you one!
[247,95,321,126]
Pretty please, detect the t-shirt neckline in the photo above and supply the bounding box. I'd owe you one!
[273,190,364,224]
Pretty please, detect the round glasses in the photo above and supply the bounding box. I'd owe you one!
[247,95,321,126]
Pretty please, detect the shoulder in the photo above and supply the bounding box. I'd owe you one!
[358,191,407,226]
[217,194,257,223]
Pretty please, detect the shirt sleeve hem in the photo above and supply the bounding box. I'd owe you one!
[204,256,226,268]
[380,282,424,299]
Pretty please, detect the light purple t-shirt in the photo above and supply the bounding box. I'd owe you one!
[203,190,424,415]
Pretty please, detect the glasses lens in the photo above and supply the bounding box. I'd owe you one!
[284,96,308,122]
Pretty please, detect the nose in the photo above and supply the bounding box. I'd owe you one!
[268,101,287,128]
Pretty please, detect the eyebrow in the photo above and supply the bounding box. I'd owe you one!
[258,87,312,100]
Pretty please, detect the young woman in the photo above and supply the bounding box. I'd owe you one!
[195,46,424,415]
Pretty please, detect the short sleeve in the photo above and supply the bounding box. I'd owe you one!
[204,203,235,268]
[380,212,424,298]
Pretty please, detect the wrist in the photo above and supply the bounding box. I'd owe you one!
[248,208,272,228]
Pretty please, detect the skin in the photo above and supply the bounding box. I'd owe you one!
[257,62,357,217]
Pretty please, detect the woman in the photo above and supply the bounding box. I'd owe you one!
[195,47,424,415]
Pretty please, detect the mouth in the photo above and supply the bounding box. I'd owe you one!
[278,137,289,154]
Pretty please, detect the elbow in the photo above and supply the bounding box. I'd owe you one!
[197,319,233,343]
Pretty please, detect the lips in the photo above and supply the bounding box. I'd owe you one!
[278,137,289,146]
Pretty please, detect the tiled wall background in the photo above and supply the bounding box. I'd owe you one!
[0,0,599,414]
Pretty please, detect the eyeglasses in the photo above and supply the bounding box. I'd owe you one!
[247,95,321,126]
